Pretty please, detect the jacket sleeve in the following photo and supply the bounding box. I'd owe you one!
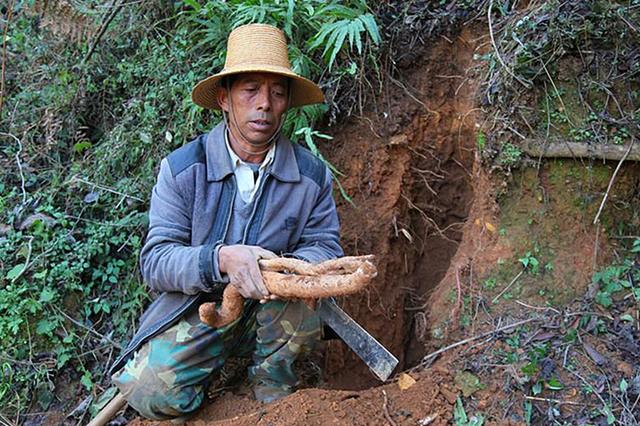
[139,158,226,294]
[290,167,344,263]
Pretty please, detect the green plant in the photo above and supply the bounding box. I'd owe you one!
[519,251,540,275]
[454,397,485,426]
[523,400,532,425]
[483,277,497,289]
[308,4,381,70]
[591,237,640,307]
[476,131,486,150]
[497,143,522,167]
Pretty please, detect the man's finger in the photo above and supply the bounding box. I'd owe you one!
[233,281,251,299]
[255,248,277,259]
[249,266,269,299]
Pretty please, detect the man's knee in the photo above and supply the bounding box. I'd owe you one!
[113,367,205,420]
[256,300,321,349]
[113,371,204,420]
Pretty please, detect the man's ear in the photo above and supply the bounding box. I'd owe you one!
[217,86,230,113]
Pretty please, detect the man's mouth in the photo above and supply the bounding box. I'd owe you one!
[249,119,273,131]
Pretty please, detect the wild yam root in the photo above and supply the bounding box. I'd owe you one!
[199,255,376,327]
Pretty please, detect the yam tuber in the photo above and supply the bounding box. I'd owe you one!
[199,255,376,327]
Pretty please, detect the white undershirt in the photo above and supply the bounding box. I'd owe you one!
[224,130,275,203]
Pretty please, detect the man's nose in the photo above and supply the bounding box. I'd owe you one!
[255,85,272,111]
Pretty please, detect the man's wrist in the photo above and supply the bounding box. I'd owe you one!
[217,245,228,274]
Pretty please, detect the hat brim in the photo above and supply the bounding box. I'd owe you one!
[191,65,324,110]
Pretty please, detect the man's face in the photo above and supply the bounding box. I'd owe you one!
[218,72,289,146]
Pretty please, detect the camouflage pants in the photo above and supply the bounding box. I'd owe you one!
[111,299,321,420]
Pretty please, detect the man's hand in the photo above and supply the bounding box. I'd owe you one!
[218,245,277,302]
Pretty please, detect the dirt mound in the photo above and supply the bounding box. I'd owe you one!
[129,356,457,426]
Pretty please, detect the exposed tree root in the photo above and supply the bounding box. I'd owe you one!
[199,255,377,327]
[522,141,640,161]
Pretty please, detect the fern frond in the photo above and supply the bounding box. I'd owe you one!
[310,10,381,70]
[359,13,381,45]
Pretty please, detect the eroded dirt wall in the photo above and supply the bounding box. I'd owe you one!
[324,28,482,388]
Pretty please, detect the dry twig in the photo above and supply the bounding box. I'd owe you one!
[487,0,531,89]
[70,176,144,202]
[82,0,125,64]
[0,0,14,117]
[381,390,398,426]
[492,268,525,304]
[593,138,635,225]
[421,317,538,365]
[0,132,26,204]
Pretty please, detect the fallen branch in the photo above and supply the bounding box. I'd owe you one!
[199,255,377,327]
[82,0,125,64]
[521,140,640,161]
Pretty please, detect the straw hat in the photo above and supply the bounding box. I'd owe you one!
[191,24,324,110]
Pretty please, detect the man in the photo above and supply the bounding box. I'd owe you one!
[108,24,343,420]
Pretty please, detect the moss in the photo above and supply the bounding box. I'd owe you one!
[489,160,633,306]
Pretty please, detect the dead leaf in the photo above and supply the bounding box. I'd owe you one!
[454,371,485,397]
[485,222,496,233]
[583,342,607,366]
[398,373,416,390]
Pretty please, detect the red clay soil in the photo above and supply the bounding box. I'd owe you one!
[128,355,459,426]
[323,26,481,389]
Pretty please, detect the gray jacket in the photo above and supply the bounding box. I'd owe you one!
[110,122,343,376]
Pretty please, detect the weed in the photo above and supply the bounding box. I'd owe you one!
[476,131,486,151]
[454,397,485,426]
[497,143,522,167]
[591,237,640,307]
[519,251,540,275]
[483,278,497,290]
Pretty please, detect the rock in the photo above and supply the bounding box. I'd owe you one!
[439,387,458,405]
[0,224,11,236]
[454,371,485,397]
[617,361,634,377]
[389,134,408,146]
[16,213,56,230]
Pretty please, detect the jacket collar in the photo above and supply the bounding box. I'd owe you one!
[205,122,300,183]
